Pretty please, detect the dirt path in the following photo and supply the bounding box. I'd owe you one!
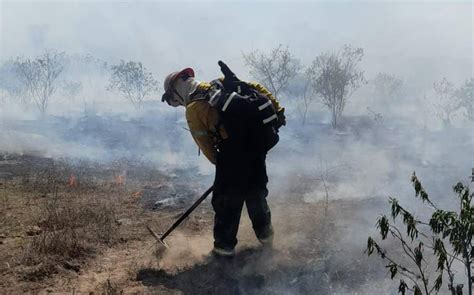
[49,207,277,294]
[49,238,150,294]
[44,200,393,294]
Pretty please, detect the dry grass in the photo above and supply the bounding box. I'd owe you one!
[1,154,400,294]
[3,191,139,288]
[20,192,119,281]
[0,155,154,289]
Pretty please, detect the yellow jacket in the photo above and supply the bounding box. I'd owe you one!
[185,81,283,164]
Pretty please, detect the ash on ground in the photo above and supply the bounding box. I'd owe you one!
[140,183,201,210]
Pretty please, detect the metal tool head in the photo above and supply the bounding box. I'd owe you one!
[146,225,169,249]
[158,238,169,249]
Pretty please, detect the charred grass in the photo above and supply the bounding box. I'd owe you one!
[1,154,402,294]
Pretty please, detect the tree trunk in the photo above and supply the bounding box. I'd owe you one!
[302,107,307,126]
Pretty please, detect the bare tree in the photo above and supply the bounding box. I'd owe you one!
[295,74,316,126]
[14,50,66,115]
[432,78,461,127]
[243,45,300,98]
[61,80,83,102]
[307,45,366,128]
[455,78,474,121]
[107,60,158,109]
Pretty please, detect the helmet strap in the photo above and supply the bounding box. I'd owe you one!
[173,88,186,105]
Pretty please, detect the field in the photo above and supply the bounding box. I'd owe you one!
[0,152,403,294]
[0,105,472,294]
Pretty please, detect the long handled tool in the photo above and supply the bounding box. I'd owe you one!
[147,185,213,249]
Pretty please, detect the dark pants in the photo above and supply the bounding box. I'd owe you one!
[212,188,273,250]
[212,142,273,250]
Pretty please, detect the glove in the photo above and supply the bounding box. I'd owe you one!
[218,60,251,94]
[218,60,239,83]
[275,108,286,129]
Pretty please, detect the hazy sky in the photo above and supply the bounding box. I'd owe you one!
[0,1,472,84]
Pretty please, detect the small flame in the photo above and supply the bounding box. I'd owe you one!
[132,191,142,198]
[68,175,77,187]
[116,173,126,186]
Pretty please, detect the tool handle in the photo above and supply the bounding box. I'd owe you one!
[160,185,213,241]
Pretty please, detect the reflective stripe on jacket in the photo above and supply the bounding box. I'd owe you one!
[185,81,282,164]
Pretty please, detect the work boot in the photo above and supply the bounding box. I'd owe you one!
[256,225,274,247]
[212,247,235,257]
[258,234,273,247]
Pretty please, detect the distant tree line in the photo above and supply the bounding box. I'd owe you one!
[242,45,473,129]
[0,50,159,115]
[0,47,472,128]
[431,77,474,127]
[243,44,366,128]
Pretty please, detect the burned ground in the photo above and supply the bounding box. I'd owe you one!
[0,110,472,294]
[0,153,398,294]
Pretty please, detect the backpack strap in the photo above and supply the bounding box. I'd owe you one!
[188,84,210,103]
[207,79,224,106]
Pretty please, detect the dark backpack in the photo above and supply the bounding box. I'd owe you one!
[208,61,280,153]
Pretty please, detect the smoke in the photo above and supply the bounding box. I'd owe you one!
[0,1,473,293]
[1,1,472,80]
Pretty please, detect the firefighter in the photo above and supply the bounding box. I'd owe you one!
[161,66,285,257]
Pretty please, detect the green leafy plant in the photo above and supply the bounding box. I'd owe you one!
[367,172,473,295]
